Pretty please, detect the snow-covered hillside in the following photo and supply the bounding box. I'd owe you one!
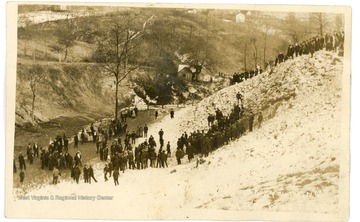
[14,51,343,215]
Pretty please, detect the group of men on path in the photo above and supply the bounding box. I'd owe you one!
[275,31,345,67]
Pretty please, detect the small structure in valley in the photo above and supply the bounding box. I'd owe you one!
[235,12,245,23]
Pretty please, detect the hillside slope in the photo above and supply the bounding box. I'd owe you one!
[177,50,343,212]
[15,50,343,215]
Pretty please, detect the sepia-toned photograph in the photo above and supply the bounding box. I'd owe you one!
[5,2,351,221]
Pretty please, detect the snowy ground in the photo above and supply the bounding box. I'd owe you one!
[13,51,343,216]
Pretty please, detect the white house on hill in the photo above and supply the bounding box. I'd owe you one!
[235,13,245,23]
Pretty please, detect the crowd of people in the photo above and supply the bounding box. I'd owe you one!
[14,31,344,187]
[275,31,345,67]
[231,31,344,85]
[173,93,263,165]
[13,106,175,186]
[231,65,263,85]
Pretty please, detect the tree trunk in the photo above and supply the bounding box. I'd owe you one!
[63,46,68,61]
[243,46,247,71]
[24,41,27,57]
[263,29,267,68]
[115,79,119,122]
[31,89,36,124]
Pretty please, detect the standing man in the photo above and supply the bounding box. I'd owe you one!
[73,165,81,184]
[236,92,243,106]
[18,152,26,171]
[63,134,69,152]
[88,165,97,183]
[176,148,184,165]
[83,164,89,183]
[26,143,33,164]
[249,112,255,132]
[166,142,171,156]
[90,123,95,142]
[19,169,25,183]
[113,168,120,186]
[13,158,17,173]
[170,109,175,119]
[144,124,148,138]
[155,110,159,119]
[74,133,79,149]
[33,142,39,158]
[104,164,109,181]
[52,167,60,185]
[158,129,164,144]
[258,112,263,128]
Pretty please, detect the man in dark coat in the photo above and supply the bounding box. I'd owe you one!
[74,134,79,148]
[176,148,184,165]
[158,129,164,142]
[18,152,26,171]
[160,150,168,167]
[63,134,69,152]
[26,144,33,164]
[13,158,17,173]
[144,124,148,138]
[249,112,255,132]
[33,142,39,158]
[52,167,60,185]
[65,152,73,169]
[258,112,263,128]
[170,109,175,119]
[166,142,171,156]
[83,165,89,183]
[127,150,135,170]
[19,169,25,183]
[73,165,81,184]
[90,123,95,141]
[88,165,97,183]
[104,164,109,181]
[113,168,120,186]
[131,131,137,144]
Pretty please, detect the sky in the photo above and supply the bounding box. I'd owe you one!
[0,0,359,222]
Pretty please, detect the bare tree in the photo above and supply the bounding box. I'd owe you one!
[94,14,153,122]
[263,24,268,68]
[282,12,307,43]
[239,40,249,71]
[310,12,329,37]
[26,64,46,124]
[55,14,77,62]
[250,37,258,69]
[335,14,344,31]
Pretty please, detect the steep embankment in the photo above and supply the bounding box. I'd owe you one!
[16,51,343,215]
[15,61,115,126]
[178,51,343,213]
